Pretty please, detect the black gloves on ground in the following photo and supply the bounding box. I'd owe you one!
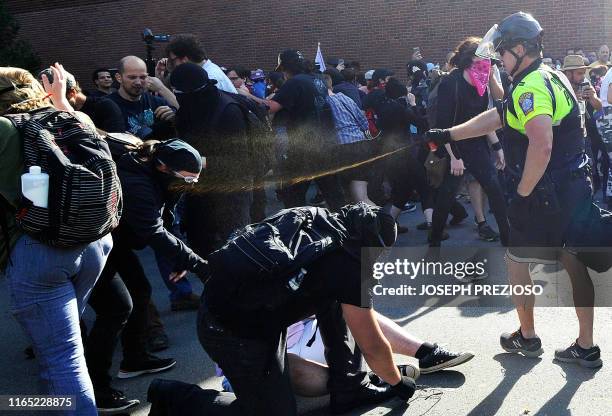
[425,129,452,146]
[391,376,416,400]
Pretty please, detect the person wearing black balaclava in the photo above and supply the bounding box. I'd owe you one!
[170,63,253,256]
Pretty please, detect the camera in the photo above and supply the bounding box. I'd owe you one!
[142,28,170,44]
[141,29,171,76]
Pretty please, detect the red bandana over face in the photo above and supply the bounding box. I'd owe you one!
[467,59,491,97]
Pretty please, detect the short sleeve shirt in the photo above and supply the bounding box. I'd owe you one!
[600,67,612,108]
[108,92,169,138]
[506,67,574,135]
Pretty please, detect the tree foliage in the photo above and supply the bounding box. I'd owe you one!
[0,2,40,73]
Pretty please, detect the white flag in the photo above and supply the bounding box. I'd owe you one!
[315,42,326,72]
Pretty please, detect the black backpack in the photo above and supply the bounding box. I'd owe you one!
[4,108,122,247]
[213,92,275,177]
[426,72,451,128]
[205,206,348,314]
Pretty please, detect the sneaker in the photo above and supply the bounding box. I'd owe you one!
[554,341,602,368]
[417,221,431,231]
[402,202,417,213]
[96,387,139,413]
[500,329,544,357]
[448,210,468,226]
[147,333,169,352]
[171,292,200,311]
[478,222,499,242]
[419,344,475,374]
[368,363,420,387]
[398,363,420,380]
[118,354,176,379]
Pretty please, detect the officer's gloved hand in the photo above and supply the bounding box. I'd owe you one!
[192,259,211,281]
[508,192,531,232]
[425,129,452,146]
[391,376,416,400]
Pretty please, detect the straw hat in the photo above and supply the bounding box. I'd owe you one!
[561,55,588,71]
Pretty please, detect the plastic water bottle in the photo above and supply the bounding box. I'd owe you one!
[21,166,49,208]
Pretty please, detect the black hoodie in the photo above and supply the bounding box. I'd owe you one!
[115,153,206,273]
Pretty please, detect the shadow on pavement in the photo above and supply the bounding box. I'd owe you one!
[464,353,542,416]
[419,370,466,389]
[534,363,601,416]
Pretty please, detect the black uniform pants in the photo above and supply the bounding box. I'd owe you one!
[85,236,152,389]
[148,298,367,416]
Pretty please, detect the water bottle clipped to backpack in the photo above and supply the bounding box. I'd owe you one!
[5,108,122,246]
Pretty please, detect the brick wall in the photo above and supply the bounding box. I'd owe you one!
[5,0,612,89]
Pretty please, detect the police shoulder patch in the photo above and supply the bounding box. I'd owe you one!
[518,92,534,116]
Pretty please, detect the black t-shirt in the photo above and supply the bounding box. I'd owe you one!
[272,73,324,135]
[108,91,170,138]
[80,96,124,132]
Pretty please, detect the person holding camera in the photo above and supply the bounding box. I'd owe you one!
[562,56,605,198]
[109,56,178,140]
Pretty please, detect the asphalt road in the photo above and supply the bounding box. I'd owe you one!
[1,188,611,416]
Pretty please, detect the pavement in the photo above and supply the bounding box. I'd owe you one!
[1,187,611,416]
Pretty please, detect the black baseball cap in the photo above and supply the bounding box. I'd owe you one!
[156,139,202,173]
[371,68,394,82]
[275,49,305,71]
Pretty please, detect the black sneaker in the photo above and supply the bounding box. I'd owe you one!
[118,354,176,379]
[419,344,475,374]
[417,221,431,231]
[500,329,544,357]
[478,222,499,242]
[554,341,603,368]
[95,387,139,414]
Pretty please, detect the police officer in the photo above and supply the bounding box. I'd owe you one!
[427,12,602,368]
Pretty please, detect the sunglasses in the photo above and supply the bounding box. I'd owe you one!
[158,159,199,183]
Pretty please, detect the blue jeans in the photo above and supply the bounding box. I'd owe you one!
[6,234,113,415]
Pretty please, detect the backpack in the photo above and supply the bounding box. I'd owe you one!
[205,206,348,314]
[4,108,122,247]
[213,92,275,177]
[426,72,451,128]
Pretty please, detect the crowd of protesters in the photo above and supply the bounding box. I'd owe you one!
[1,15,611,416]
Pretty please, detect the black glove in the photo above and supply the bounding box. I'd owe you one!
[391,376,416,400]
[508,192,531,232]
[425,129,452,146]
[192,259,211,281]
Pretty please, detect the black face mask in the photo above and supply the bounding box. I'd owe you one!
[154,169,183,193]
